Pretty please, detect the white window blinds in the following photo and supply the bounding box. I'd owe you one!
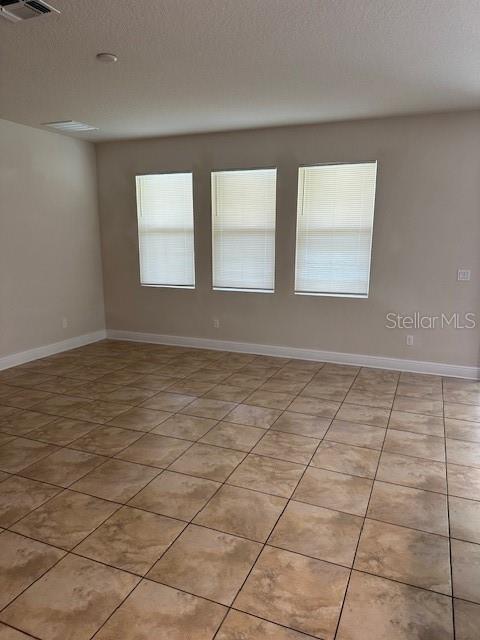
[211,169,277,291]
[295,162,377,296]
[135,173,195,287]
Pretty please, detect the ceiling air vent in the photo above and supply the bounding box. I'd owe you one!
[0,0,60,22]
[42,121,99,133]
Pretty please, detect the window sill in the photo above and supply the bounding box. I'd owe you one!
[140,283,195,289]
[213,287,274,294]
[294,291,369,299]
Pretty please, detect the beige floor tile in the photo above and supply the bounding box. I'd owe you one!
[259,379,306,394]
[287,395,340,418]
[97,370,144,386]
[29,394,92,418]
[377,452,447,493]
[106,407,171,431]
[26,417,97,445]
[445,418,480,443]
[0,384,23,400]
[133,374,179,391]
[449,496,480,544]
[76,506,185,575]
[224,373,265,390]
[311,441,380,478]
[0,530,65,609]
[200,422,264,452]
[367,481,449,536]
[66,400,133,424]
[454,599,480,640]
[169,443,245,481]
[396,382,442,400]
[116,433,192,468]
[227,453,305,498]
[335,404,390,427]
[336,571,453,640]
[301,381,349,402]
[189,369,232,384]
[325,420,386,450]
[444,388,480,406]
[384,429,445,462]
[216,610,311,639]
[344,390,394,409]
[271,411,330,438]
[355,519,451,594]
[101,385,159,405]
[389,410,445,437]
[0,437,58,473]
[70,424,141,455]
[446,439,480,468]
[0,476,60,527]
[0,622,35,639]
[294,467,372,516]
[451,539,480,603]
[181,398,237,420]
[152,413,216,440]
[204,384,250,403]
[21,447,105,487]
[141,391,196,412]
[0,554,139,640]
[129,470,220,520]
[393,396,443,417]
[11,489,118,549]
[3,389,54,410]
[0,408,56,436]
[234,545,349,639]
[0,434,13,447]
[269,500,362,566]
[447,462,480,501]
[445,403,480,423]
[244,390,295,410]
[194,484,286,542]
[71,459,160,502]
[93,579,226,640]
[148,524,261,604]
[225,404,281,428]
[252,430,319,464]
[73,380,124,400]
[163,379,216,397]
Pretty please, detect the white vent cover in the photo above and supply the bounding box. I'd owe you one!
[0,1,59,22]
[42,121,99,133]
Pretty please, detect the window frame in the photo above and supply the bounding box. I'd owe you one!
[135,170,196,289]
[294,160,377,299]
[210,165,278,294]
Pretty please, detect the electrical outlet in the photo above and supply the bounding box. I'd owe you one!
[458,269,471,282]
[406,335,414,346]
[213,318,220,329]
[61,317,68,329]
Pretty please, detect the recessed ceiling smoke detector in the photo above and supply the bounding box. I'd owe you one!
[0,0,60,22]
[96,52,118,64]
[42,121,99,133]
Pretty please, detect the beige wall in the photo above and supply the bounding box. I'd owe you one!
[96,112,480,367]
[0,118,105,357]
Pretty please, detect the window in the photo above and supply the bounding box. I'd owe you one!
[295,162,377,297]
[211,168,277,291]
[135,173,195,288]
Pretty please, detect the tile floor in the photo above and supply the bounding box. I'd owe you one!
[0,340,479,639]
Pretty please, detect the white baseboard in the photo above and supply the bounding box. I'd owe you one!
[107,329,479,380]
[0,330,107,371]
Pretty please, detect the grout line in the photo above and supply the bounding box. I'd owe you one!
[443,375,456,640]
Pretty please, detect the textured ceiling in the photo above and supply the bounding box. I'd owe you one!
[1,0,480,141]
